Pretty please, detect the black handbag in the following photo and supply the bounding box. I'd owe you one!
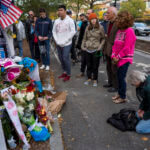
[107,108,139,132]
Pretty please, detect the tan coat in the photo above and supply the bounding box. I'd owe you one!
[81,25,105,52]
[103,21,118,56]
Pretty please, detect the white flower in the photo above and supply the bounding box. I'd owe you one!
[26,92,34,101]
[17,106,24,116]
[15,92,25,103]
[28,104,34,111]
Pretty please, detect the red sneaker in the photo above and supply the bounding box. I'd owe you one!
[58,73,67,79]
[63,75,71,82]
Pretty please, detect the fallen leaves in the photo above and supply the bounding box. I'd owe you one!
[141,137,149,141]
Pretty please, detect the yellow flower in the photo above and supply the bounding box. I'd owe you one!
[15,20,19,24]
[12,34,16,39]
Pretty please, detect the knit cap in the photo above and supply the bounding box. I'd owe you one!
[89,13,97,21]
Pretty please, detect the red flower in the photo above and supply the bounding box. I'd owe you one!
[26,83,35,92]
[30,63,34,67]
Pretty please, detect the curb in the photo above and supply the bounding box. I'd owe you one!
[0,120,7,150]
[50,115,64,150]
[135,48,150,55]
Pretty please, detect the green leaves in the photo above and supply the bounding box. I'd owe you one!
[120,0,146,18]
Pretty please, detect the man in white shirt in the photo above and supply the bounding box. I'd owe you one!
[53,5,76,82]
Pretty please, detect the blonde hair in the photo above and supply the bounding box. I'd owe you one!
[127,70,148,84]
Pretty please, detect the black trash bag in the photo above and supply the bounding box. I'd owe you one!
[107,108,139,132]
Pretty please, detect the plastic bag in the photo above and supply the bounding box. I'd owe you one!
[39,45,46,54]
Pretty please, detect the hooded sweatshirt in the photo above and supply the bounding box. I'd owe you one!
[52,15,76,47]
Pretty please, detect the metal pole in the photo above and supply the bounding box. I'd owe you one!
[114,0,117,7]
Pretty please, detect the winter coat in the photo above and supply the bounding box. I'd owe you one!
[76,20,88,49]
[81,25,105,51]
[25,18,34,41]
[111,27,136,67]
[35,17,52,39]
[136,75,150,120]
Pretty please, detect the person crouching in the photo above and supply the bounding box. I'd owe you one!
[128,70,150,134]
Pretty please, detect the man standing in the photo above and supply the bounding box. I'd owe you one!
[35,8,52,71]
[76,9,93,78]
[66,10,77,65]
[103,7,118,92]
[101,12,108,34]
[25,10,35,59]
[53,5,76,82]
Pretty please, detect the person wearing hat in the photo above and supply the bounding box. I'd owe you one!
[81,13,105,87]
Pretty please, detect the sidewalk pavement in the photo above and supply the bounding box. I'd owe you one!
[50,51,150,150]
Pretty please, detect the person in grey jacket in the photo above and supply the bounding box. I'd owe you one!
[15,20,26,57]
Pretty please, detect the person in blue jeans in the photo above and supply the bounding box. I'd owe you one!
[52,5,76,81]
[35,8,52,71]
[128,70,150,134]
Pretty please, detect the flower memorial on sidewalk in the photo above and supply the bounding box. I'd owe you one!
[0,56,67,150]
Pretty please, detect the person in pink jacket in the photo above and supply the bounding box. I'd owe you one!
[111,11,136,104]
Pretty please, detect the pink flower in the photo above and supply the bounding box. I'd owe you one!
[4,61,13,68]
[12,110,18,116]
[20,134,25,140]
[7,101,14,109]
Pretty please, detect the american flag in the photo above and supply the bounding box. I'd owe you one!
[0,0,23,29]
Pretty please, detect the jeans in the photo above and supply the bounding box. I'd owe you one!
[18,40,23,57]
[117,62,130,99]
[136,113,150,134]
[29,37,35,59]
[86,51,100,81]
[57,44,72,75]
[39,40,50,66]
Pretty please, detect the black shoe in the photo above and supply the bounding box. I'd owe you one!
[108,87,117,93]
[103,84,112,88]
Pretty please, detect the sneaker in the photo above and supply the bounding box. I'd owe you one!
[63,75,70,82]
[58,73,67,79]
[40,65,45,70]
[45,66,50,71]
[84,79,91,85]
[93,81,98,87]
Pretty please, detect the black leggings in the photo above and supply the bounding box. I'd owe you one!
[86,51,100,81]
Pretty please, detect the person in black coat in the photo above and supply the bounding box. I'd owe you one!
[76,14,88,77]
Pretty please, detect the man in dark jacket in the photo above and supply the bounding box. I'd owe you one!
[76,10,93,77]
[25,10,35,59]
[35,8,52,71]
[101,12,108,34]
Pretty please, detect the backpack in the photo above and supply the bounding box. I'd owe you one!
[107,108,139,132]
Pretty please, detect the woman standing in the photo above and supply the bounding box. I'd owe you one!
[81,13,105,87]
[111,11,136,104]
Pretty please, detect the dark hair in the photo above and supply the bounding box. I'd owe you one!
[80,13,86,17]
[116,11,134,30]
[58,5,66,11]
[39,8,46,13]
[67,10,72,15]
[88,19,100,30]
